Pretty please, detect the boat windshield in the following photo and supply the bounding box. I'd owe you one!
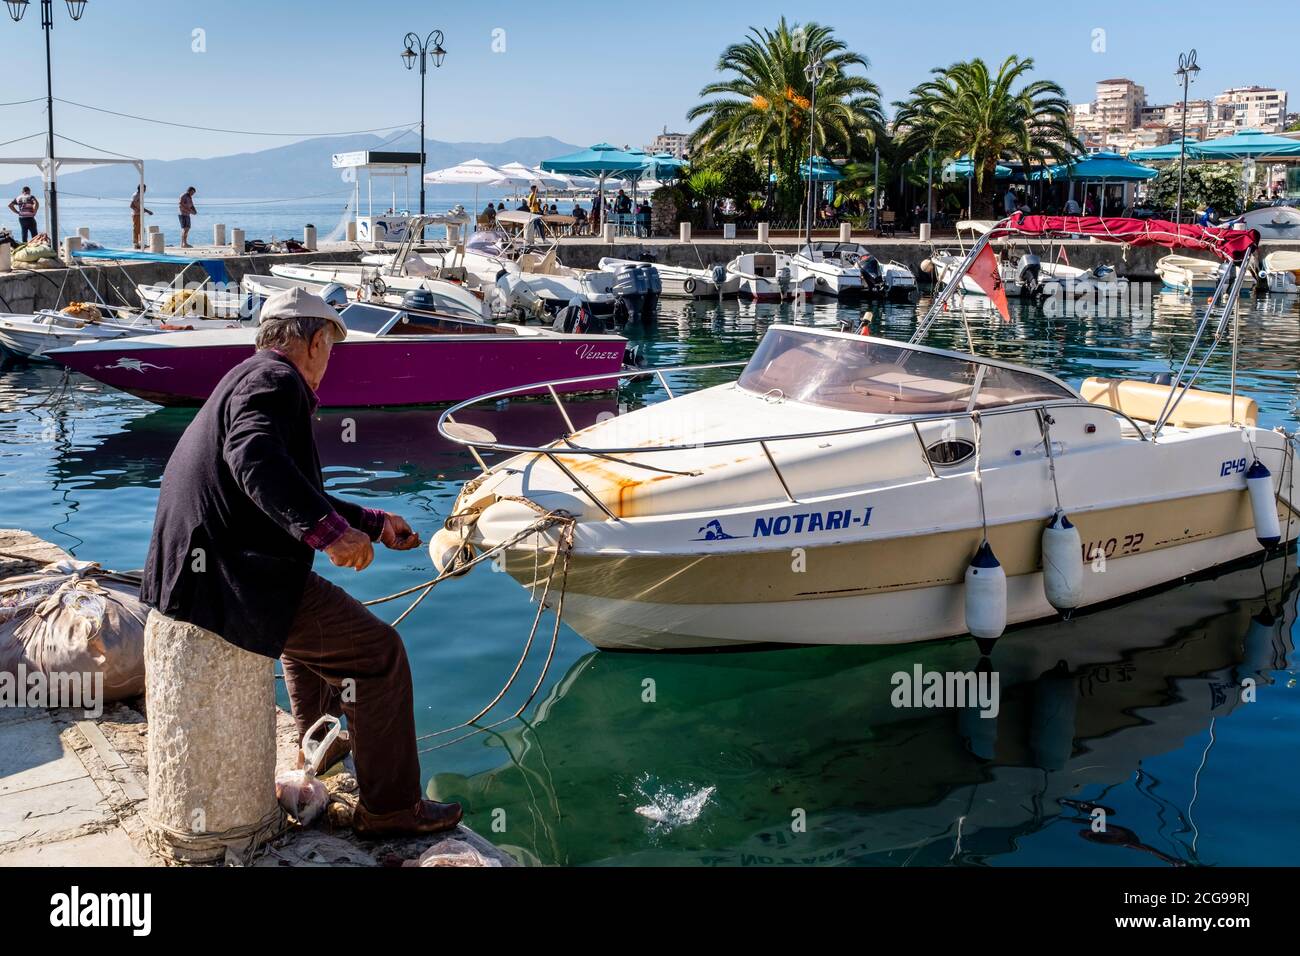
[737,328,1075,415]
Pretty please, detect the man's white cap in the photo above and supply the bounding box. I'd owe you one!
[259,287,347,341]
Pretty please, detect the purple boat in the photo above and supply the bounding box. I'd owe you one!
[47,303,630,408]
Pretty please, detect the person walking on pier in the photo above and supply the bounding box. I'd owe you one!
[178,187,198,248]
[8,186,39,243]
[140,287,463,838]
[130,185,153,249]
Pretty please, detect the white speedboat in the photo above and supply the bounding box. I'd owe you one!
[0,305,241,362]
[726,251,816,301]
[1156,254,1227,293]
[1261,250,1300,294]
[269,262,488,322]
[598,257,732,298]
[1230,204,1300,240]
[430,215,1293,652]
[791,242,916,299]
[928,221,1127,301]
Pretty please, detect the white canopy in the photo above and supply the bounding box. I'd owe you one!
[422,158,511,186]
[498,162,571,189]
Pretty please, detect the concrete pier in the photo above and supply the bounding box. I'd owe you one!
[0,529,515,868]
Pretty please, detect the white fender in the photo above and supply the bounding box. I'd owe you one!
[429,526,471,576]
[965,541,1007,652]
[1246,459,1281,548]
[1041,511,1084,612]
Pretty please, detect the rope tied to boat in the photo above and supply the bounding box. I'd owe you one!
[971,411,989,543]
[358,499,579,752]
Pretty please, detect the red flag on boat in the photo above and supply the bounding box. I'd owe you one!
[967,243,1010,320]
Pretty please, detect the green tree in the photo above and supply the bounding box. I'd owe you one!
[687,169,726,228]
[893,55,1078,215]
[1145,162,1243,217]
[687,18,883,217]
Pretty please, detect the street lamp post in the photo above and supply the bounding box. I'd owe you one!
[1174,48,1200,226]
[803,56,826,246]
[401,29,446,216]
[6,0,89,244]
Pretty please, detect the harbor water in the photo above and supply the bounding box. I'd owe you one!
[2,291,1299,866]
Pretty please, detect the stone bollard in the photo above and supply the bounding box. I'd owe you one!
[723,223,737,240]
[148,232,165,253]
[304,225,317,251]
[345,221,357,243]
[231,228,245,252]
[839,222,852,243]
[61,235,82,264]
[0,243,10,273]
[918,223,931,242]
[77,226,90,240]
[144,611,279,863]
[679,222,691,242]
[757,222,769,243]
[602,222,615,243]
[148,224,160,235]
[214,223,226,246]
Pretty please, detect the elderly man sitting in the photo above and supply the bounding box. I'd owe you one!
[140,287,461,837]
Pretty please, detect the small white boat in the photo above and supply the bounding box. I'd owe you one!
[1231,204,1300,240]
[0,305,240,362]
[726,251,816,301]
[269,262,489,322]
[791,242,916,299]
[1156,254,1227,294]
[928,221,1127,301]
[135,282,254,320]
[1262,250,1300,294]
[598,257,732,298]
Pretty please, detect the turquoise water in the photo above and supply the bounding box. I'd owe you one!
[2,291,1299,866]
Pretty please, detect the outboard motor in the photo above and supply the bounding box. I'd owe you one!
[637,264,661,318]
[1017,252,1045,300]
[319,282,350,310]
[610,262,648,325]
[552,296,589,334]
[776,265,793,298]
[709,264,727,296]
[400,288,438,313]
[858,254,885,296]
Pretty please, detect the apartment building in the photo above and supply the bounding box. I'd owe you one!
[1213,86,1289,132]
[647,128,690,159]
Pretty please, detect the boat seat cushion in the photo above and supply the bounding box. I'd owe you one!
[1080,376,1257,428]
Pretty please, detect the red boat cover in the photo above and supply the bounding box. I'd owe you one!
[998,214,1258,260]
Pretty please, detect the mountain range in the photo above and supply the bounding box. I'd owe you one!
[0,134,583,200]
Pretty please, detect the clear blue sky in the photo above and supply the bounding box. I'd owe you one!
[0,0,1295,162]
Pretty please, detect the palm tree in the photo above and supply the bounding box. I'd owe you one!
[893,55,1079,215]
[687,18,884,216]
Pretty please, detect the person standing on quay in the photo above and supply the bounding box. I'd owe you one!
[178,187,198,249]
[8,186,39,242]
[131,185,153,249]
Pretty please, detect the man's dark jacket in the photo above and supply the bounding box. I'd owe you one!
[140,350,372,658]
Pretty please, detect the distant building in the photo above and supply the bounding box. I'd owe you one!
[1094,78,1147,131]
[647,127,689,159]
[1213,86,1289,132]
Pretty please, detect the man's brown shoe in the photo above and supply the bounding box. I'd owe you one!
[353,799,463,838]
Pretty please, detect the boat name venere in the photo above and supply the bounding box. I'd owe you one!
[574,343,623,361]
[695,506,874,541]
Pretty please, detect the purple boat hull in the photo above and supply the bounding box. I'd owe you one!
[48,332,629,407]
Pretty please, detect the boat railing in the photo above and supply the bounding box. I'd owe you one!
[437,362,1152,521]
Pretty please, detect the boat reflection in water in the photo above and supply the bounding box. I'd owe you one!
[428,556,1296,866]
[41,398,616,497]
